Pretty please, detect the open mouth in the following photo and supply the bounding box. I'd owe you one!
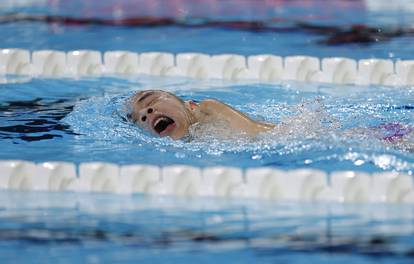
[153,116,175,136]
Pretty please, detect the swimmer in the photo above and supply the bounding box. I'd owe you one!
[128,90,414,152]
[128,89,275,140]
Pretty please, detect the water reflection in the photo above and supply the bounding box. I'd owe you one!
[0,191,413,262]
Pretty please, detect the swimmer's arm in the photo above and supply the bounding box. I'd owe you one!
[198,99,275,135]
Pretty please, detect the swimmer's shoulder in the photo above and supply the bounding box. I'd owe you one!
[199,99,224,112]
[196,99,230,119]
[199,99,276,134]
[199,99,247,117]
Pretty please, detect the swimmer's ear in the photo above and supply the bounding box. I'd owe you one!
[185,100,198,111]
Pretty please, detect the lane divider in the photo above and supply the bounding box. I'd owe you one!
[1,49,414,86]
[0,50,413,204]
[0,160,413,203]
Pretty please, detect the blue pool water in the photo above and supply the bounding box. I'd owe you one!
[1,76,413,173]
[1,191,414,264]
[2,0,414,59]
[0,76,413,264]
[1,0,414,263]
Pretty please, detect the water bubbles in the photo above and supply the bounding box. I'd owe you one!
[374,155,394,170]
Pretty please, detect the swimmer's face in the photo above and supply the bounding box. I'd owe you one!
[129,90,195,140]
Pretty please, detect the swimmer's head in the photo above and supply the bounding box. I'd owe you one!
[128,90,197,140]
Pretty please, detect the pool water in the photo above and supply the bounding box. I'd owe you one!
[1,191,414,264]
[1,0,414,263]
[1,78,412,264]
[0,76,413,173]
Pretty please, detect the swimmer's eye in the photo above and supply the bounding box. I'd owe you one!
[141,116,147,122]
[147,108,153,114]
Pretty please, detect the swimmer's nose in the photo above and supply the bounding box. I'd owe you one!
[139,107,154,124]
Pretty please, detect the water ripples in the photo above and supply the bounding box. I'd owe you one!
[63,84,414,172]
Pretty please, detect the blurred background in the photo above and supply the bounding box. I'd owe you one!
[1,0,414,59]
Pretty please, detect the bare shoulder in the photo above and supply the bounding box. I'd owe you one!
[199,98,255,122]
[200,99,223,107]
[199,99,231,113]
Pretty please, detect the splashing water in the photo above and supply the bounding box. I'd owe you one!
[63,82,414,173]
